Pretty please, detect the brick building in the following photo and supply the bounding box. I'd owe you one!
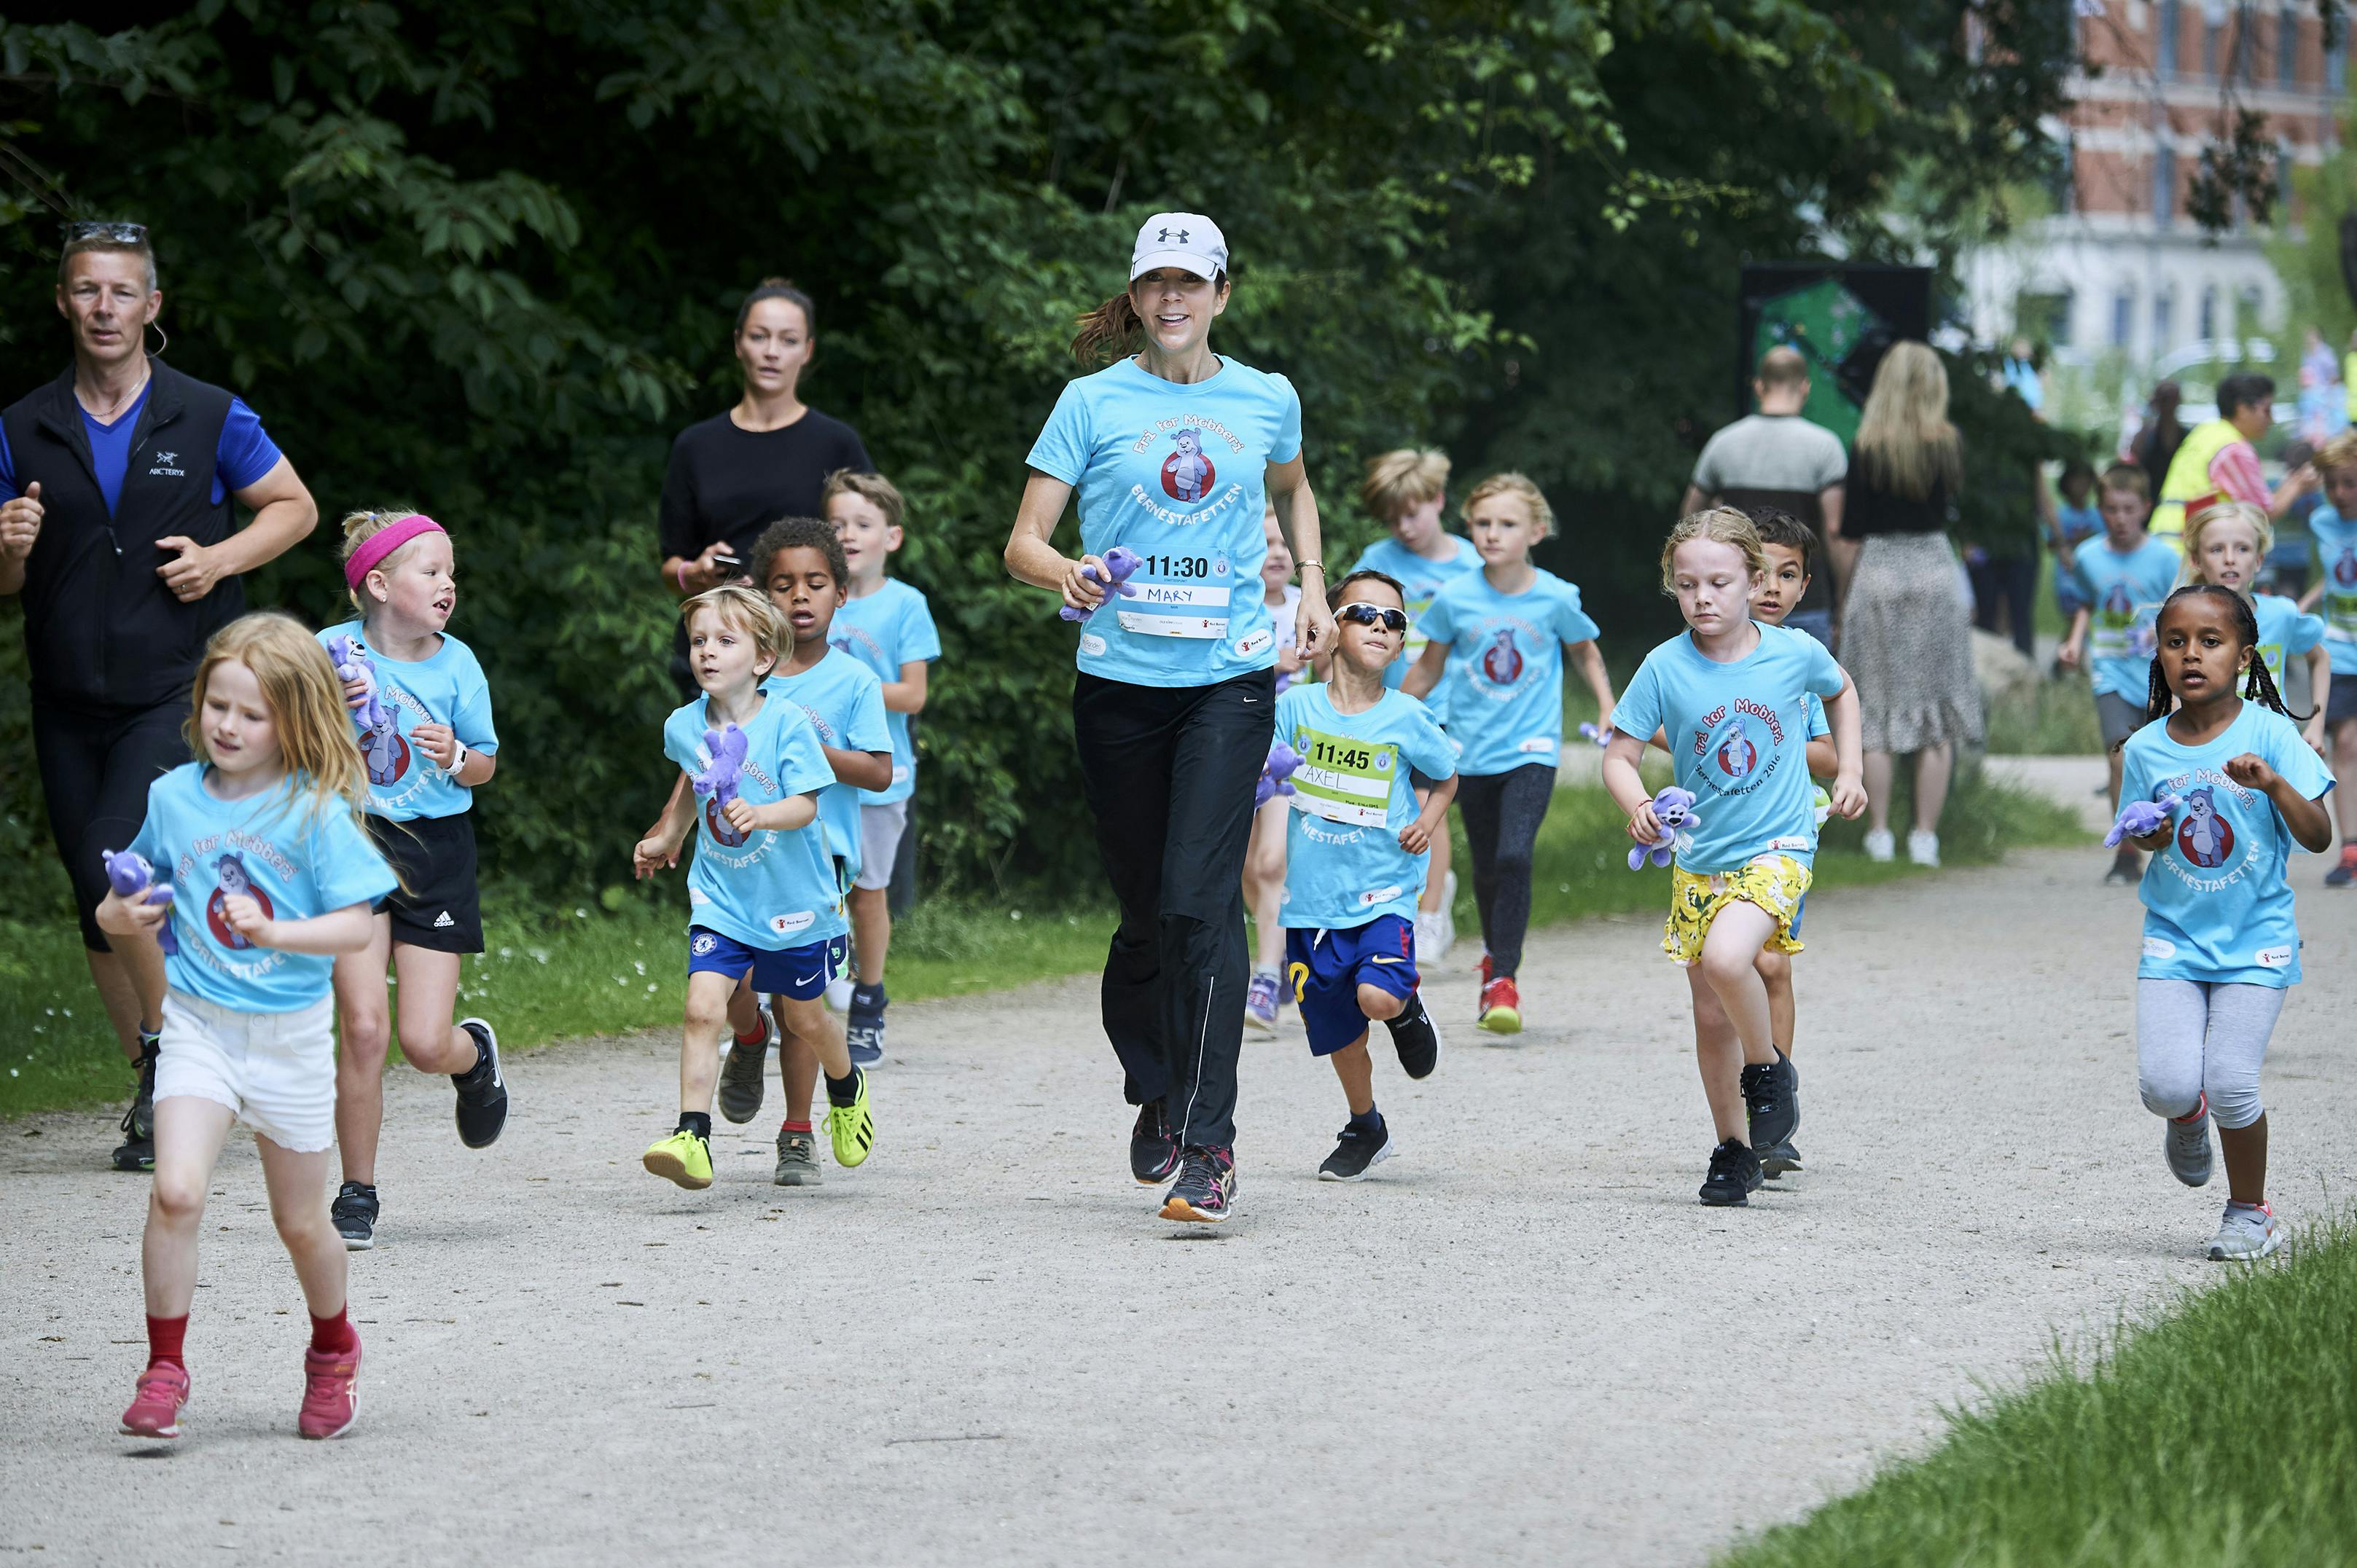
[1963,1,2348,380]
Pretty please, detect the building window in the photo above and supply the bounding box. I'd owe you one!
[2112,291,2135,348]
[2237,286,2264,336]
[2200,286,2218,341]
[2278,136,2296,219]
[2279,6,2300,87]
[2155,144,2176,226]
[2052,133,2077,213]
[2159,0,2180,75]
[2154,290,2176,350]
[2204,12,2221,77]
[2333,28,2349,93]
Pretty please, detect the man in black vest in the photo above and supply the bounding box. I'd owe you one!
[0,222,317,1171]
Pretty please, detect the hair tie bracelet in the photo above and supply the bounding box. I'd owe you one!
[344,514,446,589]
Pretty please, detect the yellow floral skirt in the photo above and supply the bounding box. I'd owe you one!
[1662,854,1813,967]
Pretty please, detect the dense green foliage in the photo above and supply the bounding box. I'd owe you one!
[1721,1218,2357,1567]
[0,2,2071,903]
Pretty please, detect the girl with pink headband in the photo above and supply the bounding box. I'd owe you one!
[313,508,510,1251]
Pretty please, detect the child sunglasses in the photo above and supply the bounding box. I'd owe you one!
[1336,602,1409,632]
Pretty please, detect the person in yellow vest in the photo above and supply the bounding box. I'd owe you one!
[2152,372,2315,547]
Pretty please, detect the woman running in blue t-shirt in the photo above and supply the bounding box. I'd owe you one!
[1004,212,1336,1226]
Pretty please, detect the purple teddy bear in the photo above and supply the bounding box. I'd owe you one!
[1627,786,1703,870]
[1059,546,1144,622]
[102,848,177,954]
[2105,791,2184,849]
[1256,740,1304,810]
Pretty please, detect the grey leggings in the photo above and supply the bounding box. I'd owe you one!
[2136,978,2286,1131]
[1455,763,1556,979]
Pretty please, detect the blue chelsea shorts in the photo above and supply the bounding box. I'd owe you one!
[1284,914,1419,1057]
[687,926,847,1000]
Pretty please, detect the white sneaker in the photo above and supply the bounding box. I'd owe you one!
[1414,908,1447,963]
[2208,1202,2282,1261]
[1437,871,1458,957]
[1864,828,1895,863]
[1907,829,1940,867]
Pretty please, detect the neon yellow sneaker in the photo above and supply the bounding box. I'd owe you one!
[825,1068,875,1168]
[642,1129,713,1189]
[1477,976,1523,1035]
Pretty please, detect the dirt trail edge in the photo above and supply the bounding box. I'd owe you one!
[5,850,2352,1566]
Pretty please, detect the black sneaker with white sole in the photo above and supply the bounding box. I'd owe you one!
[452,1018,508,1148]
[332,1181,380,1250]
[1384,992,1441,1080]
[1698,1139,1762,1207]
[1130,1099,1181,1185]
[1740,1048,1799,1153]
[1317,1121,1394,1181]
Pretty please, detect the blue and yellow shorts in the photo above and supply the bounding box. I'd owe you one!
[1662,854,1812,967]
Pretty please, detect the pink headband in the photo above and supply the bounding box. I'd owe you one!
[344,514,446,588]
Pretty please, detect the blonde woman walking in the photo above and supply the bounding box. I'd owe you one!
[1831,343,1982,866]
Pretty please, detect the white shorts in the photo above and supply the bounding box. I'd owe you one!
[155,989,338,1153]
[853,800,910,893]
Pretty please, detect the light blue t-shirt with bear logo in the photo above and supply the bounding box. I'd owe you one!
[127,764,396,1013]
[1275,684,1458,931]
[1611,622,1847,874]
[2120,701,2336,987]
[1417,568,1600,777]
[1025,356,1303,689]
[315,622,499,823]
[763,651,890,884]
[661,691,844,952]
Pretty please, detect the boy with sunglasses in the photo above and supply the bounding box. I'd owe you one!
[1274,570,1457,1180]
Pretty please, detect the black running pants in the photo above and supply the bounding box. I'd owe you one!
[1071,667,1272,1151]
[31,698,192,950]
[1455,763,1556,979]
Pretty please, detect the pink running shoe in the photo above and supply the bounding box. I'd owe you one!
[120,1363,190,1439]
[297,1343,362,1440]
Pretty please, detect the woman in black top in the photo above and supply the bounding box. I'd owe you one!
[1830,342,1982,868]
[658,278,871,693]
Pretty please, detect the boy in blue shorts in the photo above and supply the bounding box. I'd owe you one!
[2059,464,2183,885]
[1278,568,1456,1181]
[825,471,942,1065]
[633,587,875,1189]
[710,517,895,1186]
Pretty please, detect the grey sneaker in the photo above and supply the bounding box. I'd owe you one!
[2165,1097,2213,1188]
[773,1129,823,1187]
[717,1017,773,1124]
[2207,1202,2281,1261]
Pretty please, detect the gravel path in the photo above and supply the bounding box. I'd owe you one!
[5,850,2352,1566]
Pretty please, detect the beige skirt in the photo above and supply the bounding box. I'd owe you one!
[1838,532,1984,753]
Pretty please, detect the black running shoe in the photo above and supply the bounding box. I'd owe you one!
[1760,1140,1802,1179]
[1158,1145,1237,1223]
[452,1018,508,1149]
[1740,1048,1799,1153]
[1699,1139,1762,1207]
[845,1015,884,1069]
[332,1182,380,1250]
[1130,1099,1181,1185]
[717,1016,771,1124]
[1385,991,1442,1081]
[112,1041,158,1172]
[1317,1121,1394,1182]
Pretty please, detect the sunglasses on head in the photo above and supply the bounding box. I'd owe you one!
[63,220,148,246]
[1337,602,1408,632]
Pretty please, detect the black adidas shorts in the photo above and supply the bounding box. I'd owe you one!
[365,812,485,954]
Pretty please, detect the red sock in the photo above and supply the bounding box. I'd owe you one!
[735,1024,767,1046]
[309,1308,358,1357]
[146,1314,187,1371]
[781,1119,812,1134]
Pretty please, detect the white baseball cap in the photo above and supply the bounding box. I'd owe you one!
[1130,213,1227,282]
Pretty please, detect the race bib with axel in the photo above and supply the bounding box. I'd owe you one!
[1289,724,1398,827]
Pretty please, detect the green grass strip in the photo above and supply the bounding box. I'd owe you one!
[1719,1219,2357,1567]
